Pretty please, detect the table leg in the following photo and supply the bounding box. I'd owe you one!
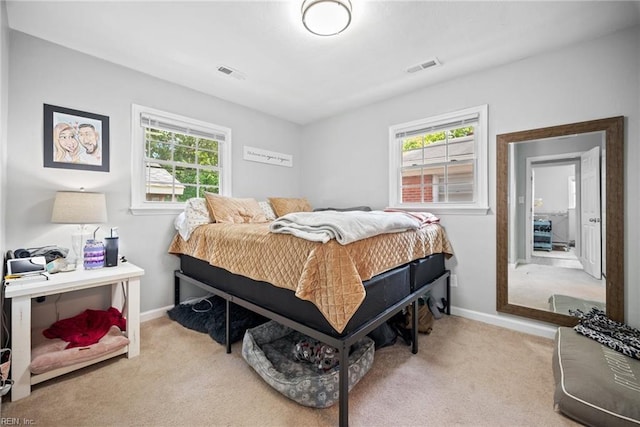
[10,296,32,400]
[125,278,140,358]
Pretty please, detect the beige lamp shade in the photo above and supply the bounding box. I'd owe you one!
[51,191,108,224]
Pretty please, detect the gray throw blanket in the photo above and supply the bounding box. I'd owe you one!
[269,210,421,245]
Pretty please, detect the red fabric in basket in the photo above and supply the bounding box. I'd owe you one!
[43,307,126,349]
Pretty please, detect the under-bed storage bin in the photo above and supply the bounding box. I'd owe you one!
[410,253,445,290]
[181,254,413,337]
[242,320,375,408]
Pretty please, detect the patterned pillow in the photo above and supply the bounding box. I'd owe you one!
[204,193,268,224]
[174,197,213,240]
[268,197,312,217]
[259,201,276,221]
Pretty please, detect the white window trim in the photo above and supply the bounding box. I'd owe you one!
[130,104,232,215]
[388,104,489,215]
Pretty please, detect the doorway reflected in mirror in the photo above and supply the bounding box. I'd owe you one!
[496,116,624,327]
[507,133,606,315]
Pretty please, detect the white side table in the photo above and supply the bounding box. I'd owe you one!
[4,262,144,401]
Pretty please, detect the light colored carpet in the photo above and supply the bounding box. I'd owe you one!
[2,315,579,426]
[509,262,604,312]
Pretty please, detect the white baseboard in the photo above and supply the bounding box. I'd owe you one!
[511,258,526,268]
[450,306,557,339]
[140,305,173,323]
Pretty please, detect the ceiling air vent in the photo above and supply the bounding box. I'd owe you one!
[217,65,246,80]
[406,58,441,74]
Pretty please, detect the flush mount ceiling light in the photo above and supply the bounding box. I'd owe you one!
[302,0,352,36]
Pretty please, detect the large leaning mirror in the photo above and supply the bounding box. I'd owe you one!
[497,117,624,327]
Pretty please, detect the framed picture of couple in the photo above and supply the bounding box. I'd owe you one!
[43,104,110,172]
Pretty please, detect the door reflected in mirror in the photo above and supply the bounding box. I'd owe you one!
[496,117,624,327]
[507,133,605,315]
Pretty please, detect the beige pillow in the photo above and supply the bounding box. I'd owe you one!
[268,197,313,217]
[204,193,268,224]
[175,198,213,240]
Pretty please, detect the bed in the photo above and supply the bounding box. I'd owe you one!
[169,203,453,426]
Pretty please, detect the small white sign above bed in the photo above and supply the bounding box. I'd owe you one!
[243,146,293,168]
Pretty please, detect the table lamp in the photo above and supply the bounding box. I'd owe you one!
[51,190,107,268]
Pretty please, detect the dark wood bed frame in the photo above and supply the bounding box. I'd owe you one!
[174,260,450,427]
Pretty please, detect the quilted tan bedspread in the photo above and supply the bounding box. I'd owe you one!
[168,223,453,333]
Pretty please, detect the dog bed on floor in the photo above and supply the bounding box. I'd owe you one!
[30,326,129,375]
[242,320,375,408]
[553,327,640,426]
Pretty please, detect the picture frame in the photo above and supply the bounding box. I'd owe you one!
[43,104,110,172]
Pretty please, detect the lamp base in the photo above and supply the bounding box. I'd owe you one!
[71,231,85,269]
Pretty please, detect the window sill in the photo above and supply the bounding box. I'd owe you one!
[129,205,184,216]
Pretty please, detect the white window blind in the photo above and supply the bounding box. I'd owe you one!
[140,113,227,142]
[394,114,479,139]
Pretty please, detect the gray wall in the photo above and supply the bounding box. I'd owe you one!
[0,0,8,362]
[3,24,639,331]
[300,26,640,328]
[0,1,8,267]
[533,164,574,213]
[5,32,302,315]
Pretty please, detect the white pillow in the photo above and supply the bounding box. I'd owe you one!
[174,198,213,240]
[174,212,189,240]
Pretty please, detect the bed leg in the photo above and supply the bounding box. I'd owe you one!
[339,341,349,427]
[446,272,451,315]
[174,271,181,306]
[225,299,231,354]
[411,299,419,354]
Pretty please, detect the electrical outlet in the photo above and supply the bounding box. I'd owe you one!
[450,274,458,287]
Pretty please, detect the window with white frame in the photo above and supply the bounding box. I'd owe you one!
[388,105,488,214]
[130,104,231,214]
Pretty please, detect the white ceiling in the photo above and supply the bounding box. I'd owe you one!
[6,1,640,125]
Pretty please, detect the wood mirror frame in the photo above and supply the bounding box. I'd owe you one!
[496,116,624,326]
